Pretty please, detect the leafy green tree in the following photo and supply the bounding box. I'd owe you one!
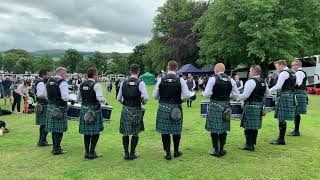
[62,49,84,73]
[89,51,108,74]
[2,53,19,73]
[75,60,95,74]
[33,54,55,72]
[128,44,148,73]
[0,54,3,71]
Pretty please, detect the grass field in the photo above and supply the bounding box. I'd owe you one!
[0,86,320,179]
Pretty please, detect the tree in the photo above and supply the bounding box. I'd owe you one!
[62,49,83,73]
[89,51,108,74]
[128,44,148,74]
[2,53,19,73]
[33,54,55,72]
[75,60,95,74]
[0,54,3,71]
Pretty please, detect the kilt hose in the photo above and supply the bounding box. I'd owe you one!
[156,103,183,135]
[120,106,145,136]
[206,101,230,134]
[241,102,263,130]
[46,104,68,133]
[35,104,47,126]
[274,92,296,121]
[294,89,308,115]
[79,105,104,135]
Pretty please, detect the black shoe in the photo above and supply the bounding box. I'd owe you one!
[270,139,286,145]
[124,154,130,160]
[130,153,140,160]
[288,131,300,136]
[209,150,220,157]
[38,142,52,147]
[174,151,183,158]
[84,153,90,159]
[90,151,102,159]
[239,145,255,151]
[164,153,172,160]
[220,149,227,156]
[52,149,67,155]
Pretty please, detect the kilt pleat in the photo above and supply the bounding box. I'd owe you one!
[45,104,68,133]
[79,105,104,135]
[120,106,145,136]
[241,102,263,130]
[35,104,47,125]
[295,89,308,115]
[156,103,183,134]
[205,101,230,134]
[274,92,296,121]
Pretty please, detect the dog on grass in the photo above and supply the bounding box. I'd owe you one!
[0,120,9,136]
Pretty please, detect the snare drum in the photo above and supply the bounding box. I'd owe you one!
[101,105,113,121]
[67,103,81,119]
[200,100,210,118]
[230,102,243,117]
[264,96,275,108]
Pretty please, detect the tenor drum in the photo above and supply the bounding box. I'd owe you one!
[200,100,210,118]
[101,105,113,121]
[67,103,81,120]
[230,102,243,117]
[264,96,275,108]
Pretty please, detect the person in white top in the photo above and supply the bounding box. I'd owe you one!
[203,63,240,157]
[288,60,308,136]
[11,77,25,113]
[269,60,297,145]
[153,60,191,160]
[234,75,244,92]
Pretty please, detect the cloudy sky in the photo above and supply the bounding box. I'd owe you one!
[0,0,166,53]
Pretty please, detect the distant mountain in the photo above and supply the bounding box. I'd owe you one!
[31,49,131,59]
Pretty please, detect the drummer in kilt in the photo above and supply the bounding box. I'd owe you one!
[203,63,240,157]
[269,60,297,145]
[153,60,191,160]
[34,69,51,147]
[288,60,308,136]
[46,67,74,155]
[77,68,106,159]
[117,64,148,160]
[239,65,268,151]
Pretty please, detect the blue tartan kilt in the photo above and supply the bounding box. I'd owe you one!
[241,102,263,130]
[205,101,230,134]
[45,104,68,133]
[274,92,296,121]
[35,104,47,126]
[156,103,183,134]
[294,89,308,115]
[79,106,104,135]
[119,106,145,136]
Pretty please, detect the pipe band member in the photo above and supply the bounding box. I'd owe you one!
[269,60,296,145]
[239,65,269,151]
[78,68,106,159]
[117,64,149,160]
[153,60,191,160]
[203,63,240,157]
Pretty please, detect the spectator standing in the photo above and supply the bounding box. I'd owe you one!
[3,77,13,106]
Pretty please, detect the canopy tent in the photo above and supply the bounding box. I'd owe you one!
[177,64,201,74]
[140,72,156,85]
[201,66,214,74]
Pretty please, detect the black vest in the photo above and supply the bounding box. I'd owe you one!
[186,79,194,91]
[122,77,142,107]
[46,77,67,106]
[246,77,266,103]
[236,80,241,88]
[34,78,47,104]
[211,74,232,101]
[281,69,296,91]
[159,74,182,104]
[80,80,99,106]
[295,69,307,90]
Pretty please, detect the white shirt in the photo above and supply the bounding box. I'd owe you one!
[239,76,269,100]
[52,75,72,102]
[153,71,191,101]
[14,84,25,96]
[269,67,290,94]
[203,73,240,100]
[295,68,306,86]
[117,75,149,103]
[77,79,106,103]
[236,80,244,90]
[36,80,47,99]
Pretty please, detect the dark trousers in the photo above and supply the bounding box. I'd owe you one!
[38,125,48,145]
[52,132,63,152]
[187,100,192,107]
[84,134,100,154]
[161,134,181,154]
[294,115,301,132]
[12,91,21,112]
[210,132,227,152]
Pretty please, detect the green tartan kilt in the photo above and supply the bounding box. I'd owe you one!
[45,104,68,133]
[241,102,263,130]
[35,104,47,125]
[79,106,104,135]
[295,90,308,115]
[156,103,183,134]
[205,101,230,134]
[274,92,296,121]
[119,106,145,136]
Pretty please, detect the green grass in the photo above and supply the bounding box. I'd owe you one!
[0,86,320,179]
